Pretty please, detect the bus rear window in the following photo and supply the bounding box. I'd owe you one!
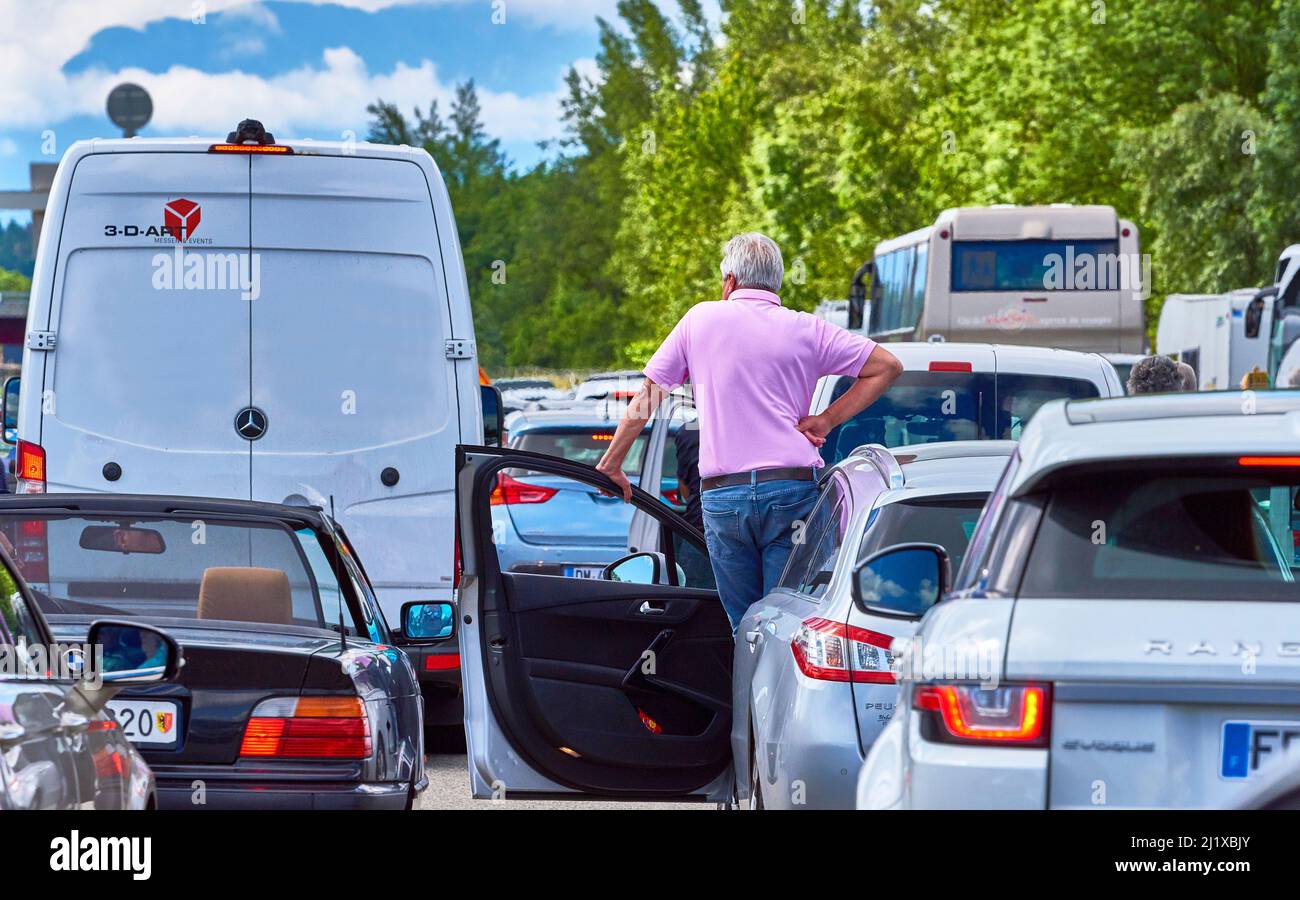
[951,239,1121,292]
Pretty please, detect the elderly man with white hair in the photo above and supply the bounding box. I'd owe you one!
[596,232,902,629]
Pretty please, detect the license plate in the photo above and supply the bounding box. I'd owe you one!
[106,700,181,747]
[564,565,604,579]
[1220,720,1300,779]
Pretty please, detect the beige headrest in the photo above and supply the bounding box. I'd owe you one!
[197,567,292,625]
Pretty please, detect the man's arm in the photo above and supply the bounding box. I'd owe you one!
[796,346,903,448]
[596,379,669,501]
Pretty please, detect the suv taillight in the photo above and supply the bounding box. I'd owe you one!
[239,696,371,759]
[913,683,1050,746]
[16,440,45,493]
[791,616,895,683]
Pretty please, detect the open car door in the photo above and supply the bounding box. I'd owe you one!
[628,392,697,555]
[457,445,731,802]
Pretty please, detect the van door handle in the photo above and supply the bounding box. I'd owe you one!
[638,600,666,615]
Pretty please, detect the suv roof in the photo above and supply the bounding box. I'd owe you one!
[1012,391,1300,495]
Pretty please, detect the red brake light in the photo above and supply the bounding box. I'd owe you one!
[239,696,370,759]
[662,488,681,506]
[928,361,973,372]
[490,473,559,505]
[791,617,895,683]
[1239,456,1300,467]
[914,683,1049,745]
[424,654,460,672]
[17,439,45,491]
[612,390,637,401]
[208,143,293,154]
[591,433,614,441]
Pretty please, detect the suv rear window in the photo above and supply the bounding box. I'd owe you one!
[820,372,1099,461]
[1020,463,1300,601]
[513,429,647,474]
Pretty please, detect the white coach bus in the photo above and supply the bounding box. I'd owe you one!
[860,204,1144,353]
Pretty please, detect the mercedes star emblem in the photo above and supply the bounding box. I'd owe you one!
[235,406,268,440]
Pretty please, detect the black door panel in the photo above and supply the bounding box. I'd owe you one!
[463,445,733,796]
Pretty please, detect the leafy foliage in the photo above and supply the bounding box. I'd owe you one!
[370,0,1300,366]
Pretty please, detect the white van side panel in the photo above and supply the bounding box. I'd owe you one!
[248,153,459,613]
[38,150,252,496]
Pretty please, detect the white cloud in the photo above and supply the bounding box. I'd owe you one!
[0,0,607,145]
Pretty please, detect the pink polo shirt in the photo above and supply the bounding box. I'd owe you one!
[643,288,878,479]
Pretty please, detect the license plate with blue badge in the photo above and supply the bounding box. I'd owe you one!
[1220,720,1300,779]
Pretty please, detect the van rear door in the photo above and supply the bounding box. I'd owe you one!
[247,153,457,612]
[42,150,252,496]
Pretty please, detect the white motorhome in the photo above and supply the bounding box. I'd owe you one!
[863,205,1144,353]
[1156,246,1300,390]
[3,120,497,722]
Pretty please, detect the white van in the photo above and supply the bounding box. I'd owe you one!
[5,120,498,723]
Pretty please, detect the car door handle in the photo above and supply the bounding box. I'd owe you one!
[638,600,666,615]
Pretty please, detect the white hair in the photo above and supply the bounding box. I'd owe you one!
[720,232,784,292]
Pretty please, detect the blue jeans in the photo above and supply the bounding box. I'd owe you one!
[701,477,821,630]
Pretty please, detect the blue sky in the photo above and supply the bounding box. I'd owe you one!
[0,0,669,225]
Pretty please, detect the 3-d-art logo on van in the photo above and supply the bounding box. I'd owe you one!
[163,198,201,242]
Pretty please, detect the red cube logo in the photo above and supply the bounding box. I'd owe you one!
[163,198,201,242]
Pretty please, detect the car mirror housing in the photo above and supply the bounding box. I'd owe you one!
[852,543,951,620]
[87,620,182,684]
[481,385,505,447]
[602,551,671,586]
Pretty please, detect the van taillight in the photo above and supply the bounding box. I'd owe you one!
[790,617,895,683]
[239,696,371,759]
[913,683,1050,746]
[16,440,45,493]
[15,518,48,583]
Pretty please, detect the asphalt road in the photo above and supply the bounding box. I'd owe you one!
[416,753,712,809]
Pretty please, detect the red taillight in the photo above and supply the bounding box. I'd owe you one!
[424,654,460,672]
[16,439,45,492]
[239,696,370,759]
[208,143,293,154]
[1239,456,1300,467]
[914,683,1049,745]
[612,390,637,401]
[791,617,895,683]
[14,517,48,583]
[662,488,681,505]
[928,361,973,372]
[490,473,559,505]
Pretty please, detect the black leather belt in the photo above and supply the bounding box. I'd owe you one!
[701,466,817,492]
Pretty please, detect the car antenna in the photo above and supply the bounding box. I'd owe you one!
[329,494,347,652]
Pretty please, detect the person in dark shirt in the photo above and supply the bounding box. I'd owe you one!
[673,422,703,531]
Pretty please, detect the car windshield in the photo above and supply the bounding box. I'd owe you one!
[821,372,1099,461]
[514,429,648,474]
[857,495,988,574]
[1,515,354,632]
[1020,463,1300,600]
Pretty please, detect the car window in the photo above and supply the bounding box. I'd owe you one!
[857,495,988,575]
[0,553,44,661]
[954,453,1018,591]
[818,371,1101,462]
[1020,464,1300,601]
[994,373,1099,439]
[778,476,849,597]
[513,430,648,474]
[3,515,361,633]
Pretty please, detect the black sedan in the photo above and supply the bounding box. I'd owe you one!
[0,494,449,810]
